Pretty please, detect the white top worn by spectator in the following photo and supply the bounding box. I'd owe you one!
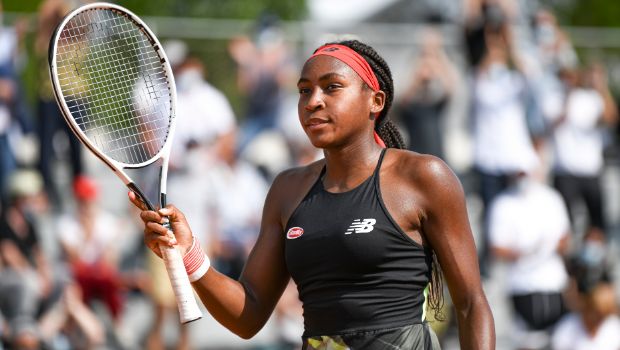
[472,64,538,174]
[548,88,605,176]
[551,314,620,350]
[203,158,268,248]
[172,68,236,163]
[0,26,17,67]
[489,180,569,294]
[58,210,120,265]
[168,140,268,250]
[0,26,16,135]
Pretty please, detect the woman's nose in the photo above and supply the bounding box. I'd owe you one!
[305,88,325,111]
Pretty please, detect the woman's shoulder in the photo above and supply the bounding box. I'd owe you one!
[385,149,458,187]
[268,159,325,225]
[383,149,465,214]
[275,159,324,185]
[268,159,324,202]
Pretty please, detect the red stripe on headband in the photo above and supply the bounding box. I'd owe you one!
[309,44,380,92]
[308,44,385,148]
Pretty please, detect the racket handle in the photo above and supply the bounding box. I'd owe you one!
[159,241,203,323]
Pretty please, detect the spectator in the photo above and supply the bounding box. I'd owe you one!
[34,0,84,209]
[0,169,107,349]
[551,282,620,350]
[468,4,539,275]
[489,159,571,349]
[169,50,236,170]
[462,0,518,71]
[0,170,50,349]
[203,129,269,279]
[0,5,32,203]
[166,47,239,243]
[228,14,295,153]
[531,9,578,73]
[547,64,618,240]
[0,71,17,202]
[58,176,125,326]
[552,247,620,350]
[397,27,458,159]
[38,282,105,349]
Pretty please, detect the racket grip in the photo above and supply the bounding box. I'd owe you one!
[159,241,203,323]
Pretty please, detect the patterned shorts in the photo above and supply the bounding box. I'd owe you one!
[302,323,441,350]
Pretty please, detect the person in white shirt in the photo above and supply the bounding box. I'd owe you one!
[199,129,269,278]
[58,177,125,324]
[551,280,620,350]
[547,64,618,240]
[171,56,236,169]
[489,159,571,349]
[470,19,540,276]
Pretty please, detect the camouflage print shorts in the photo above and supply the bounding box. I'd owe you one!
[302,323,440,350]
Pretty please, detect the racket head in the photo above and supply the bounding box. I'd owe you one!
[48,2,177,170]
[48,4,203,325]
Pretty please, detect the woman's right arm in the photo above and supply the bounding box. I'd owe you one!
[132,173,292,339]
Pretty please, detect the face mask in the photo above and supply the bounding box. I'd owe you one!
[537,24,556,46]
[582,240,606,267]
[176,69,202,92]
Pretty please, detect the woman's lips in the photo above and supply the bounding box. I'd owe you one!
[306,118,329,131]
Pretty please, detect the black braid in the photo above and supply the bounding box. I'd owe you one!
[324,39,445,322]
[322,40,406,149]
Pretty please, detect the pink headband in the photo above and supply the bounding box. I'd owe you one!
[308,44,385,148]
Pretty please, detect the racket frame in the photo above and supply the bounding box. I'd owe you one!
[48,2,202,324]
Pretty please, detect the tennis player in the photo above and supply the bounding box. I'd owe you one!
[131,40,495,349]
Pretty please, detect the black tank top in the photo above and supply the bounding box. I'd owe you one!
[285,149,432,337]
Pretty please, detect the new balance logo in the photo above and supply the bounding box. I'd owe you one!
[345,219,376,234]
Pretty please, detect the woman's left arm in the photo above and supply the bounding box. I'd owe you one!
[418,157,495,350]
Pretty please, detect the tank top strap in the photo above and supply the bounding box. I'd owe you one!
[306,165,327,196]
[372,148,388,178]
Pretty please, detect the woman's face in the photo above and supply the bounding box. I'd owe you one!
[297,55,381,149]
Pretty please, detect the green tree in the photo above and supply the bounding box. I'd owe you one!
[4,0,306,20]
[551,0,620,27]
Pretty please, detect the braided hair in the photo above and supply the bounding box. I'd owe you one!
[322,39,445,321]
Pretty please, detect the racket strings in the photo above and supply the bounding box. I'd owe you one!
[55,8,172,165]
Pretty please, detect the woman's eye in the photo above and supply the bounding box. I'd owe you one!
[298,88,310,94]
[326,84,341,91]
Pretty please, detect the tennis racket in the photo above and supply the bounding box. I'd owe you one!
[48,2,202,324]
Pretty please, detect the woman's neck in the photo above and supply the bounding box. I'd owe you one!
[322,139,384,193]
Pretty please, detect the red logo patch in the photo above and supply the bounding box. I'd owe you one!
[286,227,304,239]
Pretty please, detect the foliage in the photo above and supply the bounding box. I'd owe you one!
[550,0,620,27]
[4,0,306,20]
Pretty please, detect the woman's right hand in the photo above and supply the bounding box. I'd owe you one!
[128,191,194,258]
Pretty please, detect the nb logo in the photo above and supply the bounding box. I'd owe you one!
[345,218,376,234]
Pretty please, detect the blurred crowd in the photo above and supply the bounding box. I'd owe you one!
[1,0,620,349]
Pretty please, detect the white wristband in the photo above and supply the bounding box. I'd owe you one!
[183,238,210,282]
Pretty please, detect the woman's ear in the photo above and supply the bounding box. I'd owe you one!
[369,90,386,116]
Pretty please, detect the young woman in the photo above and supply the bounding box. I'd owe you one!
[131,40,495,349]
